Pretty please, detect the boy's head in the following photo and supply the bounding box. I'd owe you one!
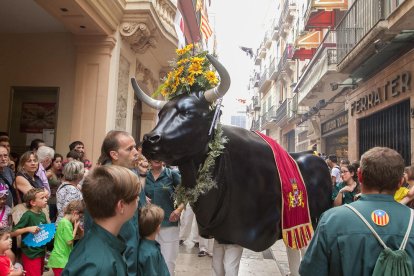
[64,200,85,215]
[139,204,164,237]
[82,165,140,220]
[24,188,47,209]
[64,200,85,222]
[0,232,11,253]
[360,147,405,193]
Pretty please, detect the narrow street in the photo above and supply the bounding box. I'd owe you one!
[175,240,288,276]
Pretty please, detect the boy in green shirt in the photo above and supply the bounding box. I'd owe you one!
[11,188,48,276]
[138,204,170,276]
[47,200,84,275]
[62,165,141,276]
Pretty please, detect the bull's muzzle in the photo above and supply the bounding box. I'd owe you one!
[143,133,161,144]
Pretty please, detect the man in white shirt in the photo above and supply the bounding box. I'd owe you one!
[327,154,341,186]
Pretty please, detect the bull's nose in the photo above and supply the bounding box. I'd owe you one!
[144,133,161,144]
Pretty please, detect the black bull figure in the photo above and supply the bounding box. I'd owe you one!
[131,55,332,252]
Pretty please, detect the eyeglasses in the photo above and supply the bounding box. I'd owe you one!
[341,170,349,174]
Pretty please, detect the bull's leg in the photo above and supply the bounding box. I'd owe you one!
[286,246,307,276]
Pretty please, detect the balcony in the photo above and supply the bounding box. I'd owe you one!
[295,30,343,106]
[287,94,298,121]
[261,105,277,128]
[264,32,272,48]
[269,58,276,77]
[270,44,294,80]
[336,0,414,75]
[254,48,262,65]
[280,0,296,26]
[251,119,261,131]
[250,72,260,88]
[271,17,280,40]
[258,69,271,92]
[278,0,296,37]
[252,96,260,110]
[273,99,288,124]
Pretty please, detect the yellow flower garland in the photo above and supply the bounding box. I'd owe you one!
[155,44,220,100]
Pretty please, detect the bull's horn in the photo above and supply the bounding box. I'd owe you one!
[204,54,231,103]
[131,78,166,110]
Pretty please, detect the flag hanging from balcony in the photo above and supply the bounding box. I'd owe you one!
[200,9,213,40]
[174,9,185,48]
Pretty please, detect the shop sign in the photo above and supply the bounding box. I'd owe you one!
[322,112,348,135]
[350,71,411,116]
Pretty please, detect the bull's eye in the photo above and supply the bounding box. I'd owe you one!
[180,110,193,116]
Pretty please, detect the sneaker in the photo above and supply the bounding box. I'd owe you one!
[179,240,184,246]
[198,250,208,257]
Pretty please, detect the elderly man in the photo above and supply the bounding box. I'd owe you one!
[36,146,54,194]
[0,145,14,207]
[300,147,414,275]
[84,130,144,276]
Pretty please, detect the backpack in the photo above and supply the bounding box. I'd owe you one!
[345,204,414,276]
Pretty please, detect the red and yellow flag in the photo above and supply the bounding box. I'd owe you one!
[200,9,213,40]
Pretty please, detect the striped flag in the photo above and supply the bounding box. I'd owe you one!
[200,9,213,40]
[174,9,185,48]
[371,209,389,226]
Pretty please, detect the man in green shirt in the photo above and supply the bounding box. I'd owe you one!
[63,165,141,276]
[300,147,414,276]
[86,130,144,276]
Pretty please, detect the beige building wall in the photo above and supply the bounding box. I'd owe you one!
[347,49,414,163]
[0,33,76,155]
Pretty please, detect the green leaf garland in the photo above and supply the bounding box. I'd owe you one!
[175,123,228,205]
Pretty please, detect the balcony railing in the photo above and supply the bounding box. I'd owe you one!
[327,48,337,65]
[273,99,288,124]
[271,17,280,39]
[294,30,337,102]
[336,0,402,63]
[252,96,260,110]
[258,69,268,89]
[288,94,298,119]
[279,0,296,28]
[278,44,293,72]
[269,58,276,76]
[251,119,261,131]
[263,105,278,125]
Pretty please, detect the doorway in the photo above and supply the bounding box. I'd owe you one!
[9,86,59,154]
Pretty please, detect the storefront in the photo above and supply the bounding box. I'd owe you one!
[321,111,348,159]
[347,49,414,164]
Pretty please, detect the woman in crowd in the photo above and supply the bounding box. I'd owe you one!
[47,153,63,222]
[145,160,184,276]
[14,151,44,202]
[332,163,360,206]
[399,166,414,206]
[55,161,84,224]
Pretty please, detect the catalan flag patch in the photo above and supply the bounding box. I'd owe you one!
[371,209,389,226]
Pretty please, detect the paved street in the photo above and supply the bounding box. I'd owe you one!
[175,240,289,276]
[43,240,289,276]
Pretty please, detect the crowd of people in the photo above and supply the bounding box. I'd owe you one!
[1,129,414,275]
[0,131,221,276]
